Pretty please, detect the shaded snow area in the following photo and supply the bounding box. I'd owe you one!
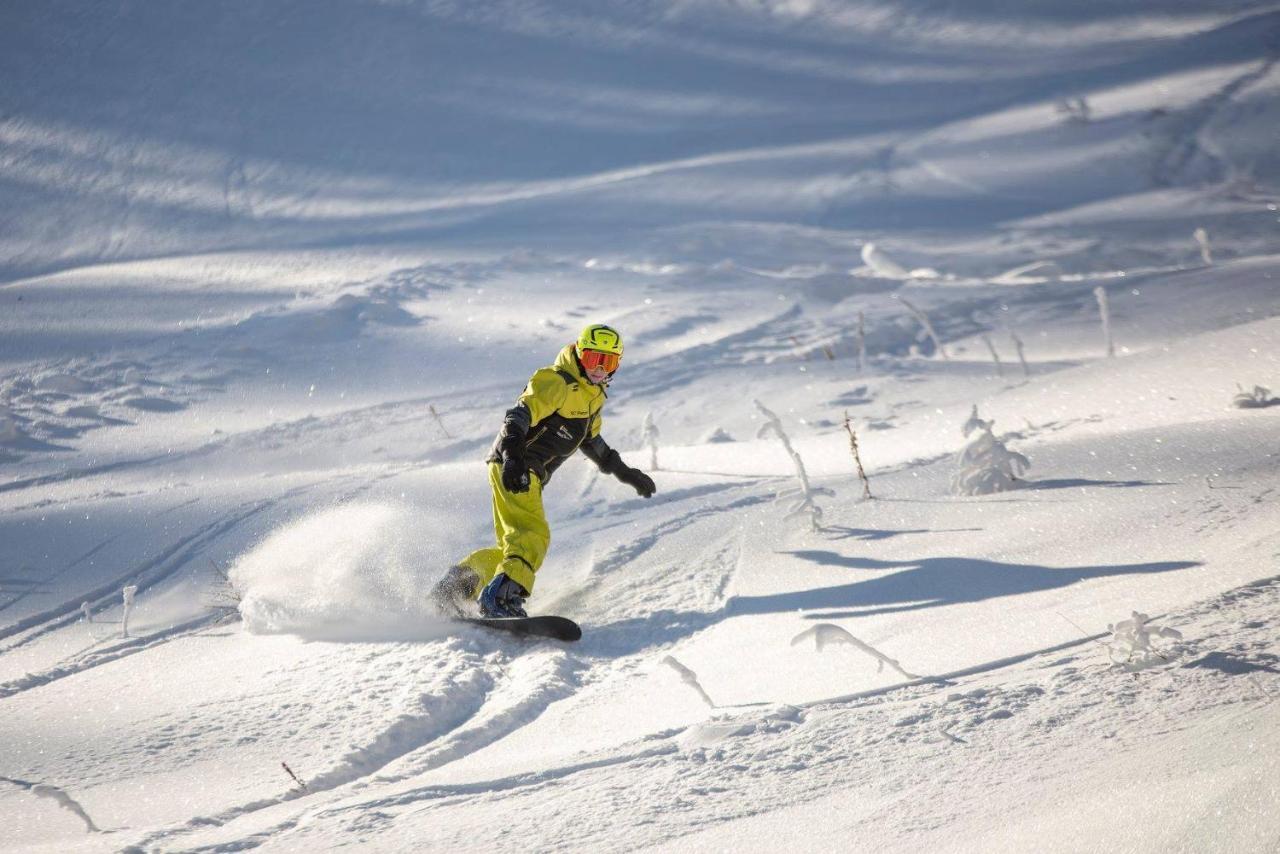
[3,1,1280,851]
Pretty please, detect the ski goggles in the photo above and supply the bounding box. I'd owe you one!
[580,348,621,373]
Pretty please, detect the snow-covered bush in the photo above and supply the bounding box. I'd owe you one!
[952,407,1030,496]
[755,400,832,531]
[1232,384,1279,409]
[1107,611,1182,667]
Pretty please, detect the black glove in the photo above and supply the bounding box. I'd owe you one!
[500,450,531,493]
[616,465,656,498]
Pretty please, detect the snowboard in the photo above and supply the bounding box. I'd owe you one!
[460,615,582,642]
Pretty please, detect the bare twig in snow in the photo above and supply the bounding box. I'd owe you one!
[1010,330,1030,377]
[429,404,452,439]
[281,761,309,792]
[662,656,716,709]
[791,623,922,681]
[843,412,873,499]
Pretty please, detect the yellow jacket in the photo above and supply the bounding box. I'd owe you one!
[487,344,618,484]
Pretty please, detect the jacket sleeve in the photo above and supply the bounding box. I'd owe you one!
[580,434,625,474]
[517,368,571,426]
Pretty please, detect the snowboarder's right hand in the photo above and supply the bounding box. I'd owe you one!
[501,451,531,493]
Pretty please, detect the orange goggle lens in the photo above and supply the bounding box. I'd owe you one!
[580,349,620,373]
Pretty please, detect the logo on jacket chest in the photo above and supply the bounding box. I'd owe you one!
[556,425,576,441]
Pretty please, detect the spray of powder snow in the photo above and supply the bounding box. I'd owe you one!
[230,503,452,641]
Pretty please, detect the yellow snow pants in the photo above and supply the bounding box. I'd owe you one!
[456,462,549,595]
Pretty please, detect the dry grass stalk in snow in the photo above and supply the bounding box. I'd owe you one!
[1094,286,1115,358]
[896,295,949,360]
[981,334,1003,378]
[791,623,922,681]
[953,407,1029,496]
[1010,329,1030,378]
[843,412,873,499]
[281,761,309,792]
[755,399,831,532]
[429,404,452,439]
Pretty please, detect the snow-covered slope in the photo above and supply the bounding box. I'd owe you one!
[3,2,1279,851]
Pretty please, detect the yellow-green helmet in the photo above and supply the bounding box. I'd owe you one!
[576,323,624,358]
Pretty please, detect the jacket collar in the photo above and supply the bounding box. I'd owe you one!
[555,344,608,393]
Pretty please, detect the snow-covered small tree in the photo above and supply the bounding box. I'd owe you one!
[755,400,832,531]
[121,585,138,638]
[1193,227,1213,265]
[641,411,660,470]
[1232,384,1279,409]
[952,407,1030,495]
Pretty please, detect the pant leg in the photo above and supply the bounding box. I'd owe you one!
[457,547,503,590]
[486,461,550,594]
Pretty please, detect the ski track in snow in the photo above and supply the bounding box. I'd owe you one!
[159,574,1280,853]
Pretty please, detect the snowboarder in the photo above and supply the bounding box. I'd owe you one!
[434,323,657,619]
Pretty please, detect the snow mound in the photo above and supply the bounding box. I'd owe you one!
[230,503,446,641]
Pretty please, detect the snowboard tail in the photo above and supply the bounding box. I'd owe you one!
[461,615,582,642]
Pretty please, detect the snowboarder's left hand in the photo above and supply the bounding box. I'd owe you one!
[616,466,656,498]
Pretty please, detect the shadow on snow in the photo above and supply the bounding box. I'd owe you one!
[727,550,1200,620]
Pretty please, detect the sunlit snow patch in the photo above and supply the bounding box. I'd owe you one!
[230,503,448,641]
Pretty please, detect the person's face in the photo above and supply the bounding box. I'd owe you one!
[580,349,620,385]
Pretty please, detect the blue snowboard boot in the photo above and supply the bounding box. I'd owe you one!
[478,572,529,618]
